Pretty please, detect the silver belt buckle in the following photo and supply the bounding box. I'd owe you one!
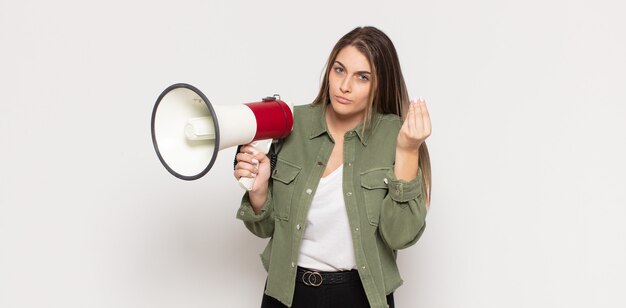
[302,270,323,287]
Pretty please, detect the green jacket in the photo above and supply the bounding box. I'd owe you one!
[236,103,428,308]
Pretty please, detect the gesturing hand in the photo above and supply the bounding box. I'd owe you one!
[396,98,432,152]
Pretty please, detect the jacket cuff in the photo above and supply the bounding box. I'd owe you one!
[236,190,272,222]
[385,168,422,203]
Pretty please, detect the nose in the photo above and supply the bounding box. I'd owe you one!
[339,76,351,93]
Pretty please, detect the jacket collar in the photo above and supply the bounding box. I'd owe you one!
[308,103,380,146]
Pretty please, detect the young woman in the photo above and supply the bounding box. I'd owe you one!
[234,26,432,308]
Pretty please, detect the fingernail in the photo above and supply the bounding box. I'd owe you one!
[250,149,258,155]
[252,158,259,164]
[251,173,257,177]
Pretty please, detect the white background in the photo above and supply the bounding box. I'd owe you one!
[1,0,625,307]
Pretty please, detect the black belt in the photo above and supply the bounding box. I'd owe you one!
[296,266,361,287]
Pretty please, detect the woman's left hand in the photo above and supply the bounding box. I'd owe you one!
[396,98,432,152]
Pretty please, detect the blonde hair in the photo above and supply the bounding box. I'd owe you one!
[312,26,431,204]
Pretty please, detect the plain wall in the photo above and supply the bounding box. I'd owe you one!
[1,0,625,307]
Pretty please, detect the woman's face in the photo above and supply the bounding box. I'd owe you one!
[327,45,373,122]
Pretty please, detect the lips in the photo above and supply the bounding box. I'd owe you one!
[335,95,352,104]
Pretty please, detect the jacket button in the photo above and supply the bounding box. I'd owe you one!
[317,161,324,166]
[296,224,301,230]
[383,178,388,184]
[306,189,312,194]
[346,192,352,196]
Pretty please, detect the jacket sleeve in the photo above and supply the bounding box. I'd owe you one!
[235,183,275,238]
[378,167,428,250]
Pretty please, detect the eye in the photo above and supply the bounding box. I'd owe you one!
[333,66,344,73]
[358,74,370,81]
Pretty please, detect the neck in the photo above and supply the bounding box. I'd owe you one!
[325,105,363,136]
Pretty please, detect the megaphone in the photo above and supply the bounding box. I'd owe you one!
[151,83,293,190]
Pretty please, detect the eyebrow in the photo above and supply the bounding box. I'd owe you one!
[334,61,372,75]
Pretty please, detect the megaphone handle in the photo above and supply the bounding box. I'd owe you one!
[239,139,273,191]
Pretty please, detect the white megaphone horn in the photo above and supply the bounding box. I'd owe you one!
[150,83,293,190]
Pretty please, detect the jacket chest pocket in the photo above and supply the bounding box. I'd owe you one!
[271,159,302,220]
[360,168,390,226]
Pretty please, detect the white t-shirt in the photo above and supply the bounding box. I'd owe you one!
[297,165,357,271]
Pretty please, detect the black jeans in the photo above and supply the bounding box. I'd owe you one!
[261,279,395,308]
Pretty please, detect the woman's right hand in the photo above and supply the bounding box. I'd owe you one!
[234,144,271,211]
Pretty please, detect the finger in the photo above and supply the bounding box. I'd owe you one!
[234,168,257,180]
[240,145,267,160]
[413,99,423,135]
[235,161,259,173]
[236,152,260,165]
[407,100,417,134]
[241,146,270,163]
[401,101,412,130]
[240,145,259,155]
[419,98,432,136]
